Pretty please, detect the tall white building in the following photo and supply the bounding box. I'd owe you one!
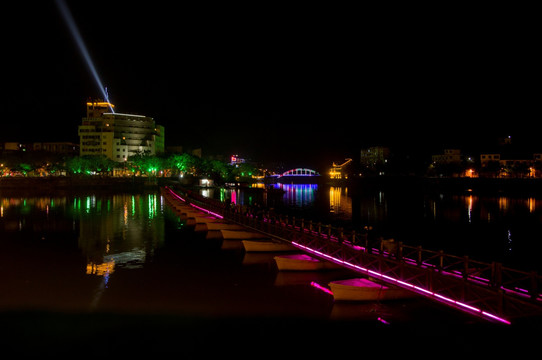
[78,100,164,162]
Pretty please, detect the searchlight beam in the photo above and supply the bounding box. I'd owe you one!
[55,0,114,113]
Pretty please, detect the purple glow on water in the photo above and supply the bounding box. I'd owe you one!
[377,317,391,325]
[310,281,334,296]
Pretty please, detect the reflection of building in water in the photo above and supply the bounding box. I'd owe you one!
[86,259,115,276]
[0,196,75,235]
[329,187,352,216]
[499,197,509,212]
[77,193,164,275]
[527,198,536,213]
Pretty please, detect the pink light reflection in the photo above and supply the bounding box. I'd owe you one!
[377,317,390,325]
[310,281,334,296]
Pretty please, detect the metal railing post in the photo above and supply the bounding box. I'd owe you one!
[491,262,502,288]
[531,271,538,300]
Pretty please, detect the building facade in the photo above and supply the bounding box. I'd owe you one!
[1,141,78,155]
[360,146,390,167]
[329,158,352,179]
[78,101,164,162]
[432,149,462,164]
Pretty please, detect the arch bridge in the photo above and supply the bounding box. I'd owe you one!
[280,168,320,177]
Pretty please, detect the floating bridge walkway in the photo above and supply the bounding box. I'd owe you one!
[161,186,542,325]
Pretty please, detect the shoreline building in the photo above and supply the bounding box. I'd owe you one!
[431,149,462,164]
[329,158,352,179]
[360,146,390,167]
[78,100,164,162]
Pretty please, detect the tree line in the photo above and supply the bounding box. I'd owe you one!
[0,151,261,184]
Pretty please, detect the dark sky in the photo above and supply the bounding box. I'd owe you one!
[1,1,539,169]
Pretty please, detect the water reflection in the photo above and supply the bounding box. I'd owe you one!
[202,184,319,209]
[0,192,165,276]
[199,184,542,232]
[528,197,536,213]
[76,193,164,274]
[199,184,542,271]
[278,184,317,208]
[329,186,352,215]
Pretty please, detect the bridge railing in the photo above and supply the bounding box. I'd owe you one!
[397,244,542,301]
[163,186,542,304]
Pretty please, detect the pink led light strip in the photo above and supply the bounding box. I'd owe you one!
[164,187,185,202]
[164,187,224,219]
[293,221,541,303]
[293,241,512,325]
[189,203,224,219]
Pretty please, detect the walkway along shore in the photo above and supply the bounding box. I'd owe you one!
[161,185,542,325]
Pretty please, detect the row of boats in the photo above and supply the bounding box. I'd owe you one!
[161,187,416,303]
[243,240,415,302]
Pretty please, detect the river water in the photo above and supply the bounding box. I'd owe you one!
[0,185,538,353]
[203,183,542,273]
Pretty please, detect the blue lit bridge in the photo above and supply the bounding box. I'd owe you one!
[268,168,321,183]
[161,186,542,325]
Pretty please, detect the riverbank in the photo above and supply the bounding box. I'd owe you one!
[3,175,542,196]
[332,176,542,196]
[0,176,159,194]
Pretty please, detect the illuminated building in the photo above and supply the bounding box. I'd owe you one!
[329,158,352,179]
[78,100,165,161]
[431,149,462,164]
[230,154,245,167]
[480,153,501,167]
[360,146,390,168]
[1,142,78,155]
[480,152,541,177]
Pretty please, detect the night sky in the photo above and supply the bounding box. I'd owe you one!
[1,1,539,169]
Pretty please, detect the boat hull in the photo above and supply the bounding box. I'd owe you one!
[220,229,267,240]
[328,278,415,301]
[242,240,296,252]
[274,254,341,271]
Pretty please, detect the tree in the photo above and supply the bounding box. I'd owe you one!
[205,160,233,184]
[481,160,502,178]
[232,163,259,181]
[512,162,531,178]
[66,156,116,175]
[128,151,165,176]
[167,153,199,176]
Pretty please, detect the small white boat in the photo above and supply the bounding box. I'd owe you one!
[242,239,296,252]
[328,278,415,301]
[274,254,342,271]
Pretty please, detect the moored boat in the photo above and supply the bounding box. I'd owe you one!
[220,229,268,240]
[328,278,416,301]
[274,254,342,271]
[242,239,296,252]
